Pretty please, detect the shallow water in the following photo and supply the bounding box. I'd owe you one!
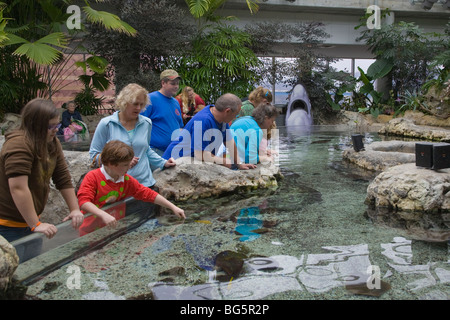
[25,126,449,300]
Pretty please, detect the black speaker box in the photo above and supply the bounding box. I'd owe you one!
[351,134,364,152]
[415,143,433,168]
[432,143,450,170]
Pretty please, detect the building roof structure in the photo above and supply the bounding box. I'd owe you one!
[214,0,449,58]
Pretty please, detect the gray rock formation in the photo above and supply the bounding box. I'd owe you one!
[365,163,450,241]
[343,140,416,172]
[344,136,450,242]
[42,151,91,224]
[154,157,283,201]
[379,118,450,142]
[0,235,19,295]
[366,163,450,212]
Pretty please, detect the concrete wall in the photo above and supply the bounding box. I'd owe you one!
[216,0,449,58]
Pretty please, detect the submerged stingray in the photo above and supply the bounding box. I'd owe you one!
[345,280,391,297]
[310,139,331,144]
[214,250,247,278]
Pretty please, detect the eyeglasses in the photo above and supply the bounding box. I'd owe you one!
[48,123,61,131]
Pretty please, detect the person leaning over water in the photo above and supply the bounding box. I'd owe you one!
[0,98,84,242]
[89,83,176,189]
[78,140,184,236]
[234,86,273,122]
[163,93,256,170]
[230,103,278,165]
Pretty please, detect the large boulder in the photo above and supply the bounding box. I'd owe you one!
[42,151,91,224]
[343,140,416,172]
[366,163,450,212]
[365,163,450,241]
[345,138,450,242]
[153,157,283,201]
[402,110,450,127]
[0,235,20,297]
[379,117,450,142]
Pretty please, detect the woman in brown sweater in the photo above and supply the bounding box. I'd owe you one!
[0,98,83,242]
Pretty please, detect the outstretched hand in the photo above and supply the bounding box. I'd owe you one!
[63,209,84,229]
[238,163,257,170]
[172,207,186,219]
[34,222,58,239]
[164,157,176,168]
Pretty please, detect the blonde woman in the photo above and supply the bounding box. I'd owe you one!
[89,83,176,188]
[176,86,205,125]
[235,86,273,122]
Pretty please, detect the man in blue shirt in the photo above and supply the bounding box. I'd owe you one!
[141,69,184,157]
[163,93,256,171]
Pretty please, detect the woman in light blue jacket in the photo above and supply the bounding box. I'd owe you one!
[89,84,176,188]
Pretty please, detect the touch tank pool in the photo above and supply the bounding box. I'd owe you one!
[12,125,449,300]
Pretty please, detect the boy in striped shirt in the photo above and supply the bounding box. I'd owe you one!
[77,140,185,235]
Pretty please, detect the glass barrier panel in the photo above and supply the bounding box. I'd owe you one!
[12,197,156,285]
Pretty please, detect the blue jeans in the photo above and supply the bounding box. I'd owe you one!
[0,225,33,242]
[0,225,43,262]
[150,147,165,171]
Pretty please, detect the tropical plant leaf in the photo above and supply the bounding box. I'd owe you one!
[0,16,7,46]
[2,32,26,45]
[245,0,260,14]
[75,61,87,73]
[5,32,67,65]
[36,32,68,48]
[357,67,371,85]
[13,42,62,65]
[83,6,136,36]
[185,0,210,18]
[90,73,110,91]
[86,55,108,73]
[78,74,91,87]
[367,59,393,79]
[370,90,383,104]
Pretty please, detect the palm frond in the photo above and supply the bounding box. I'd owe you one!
[185,0,211,18]
[4,24,30,34]
[246,0,259,14]
[36,32,68,48]
[82,6,137,36]
[13,42,62,65]
[5,32,67,65]
[2,32,27,45]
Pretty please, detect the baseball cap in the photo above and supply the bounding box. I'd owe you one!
[160,69,181,80]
